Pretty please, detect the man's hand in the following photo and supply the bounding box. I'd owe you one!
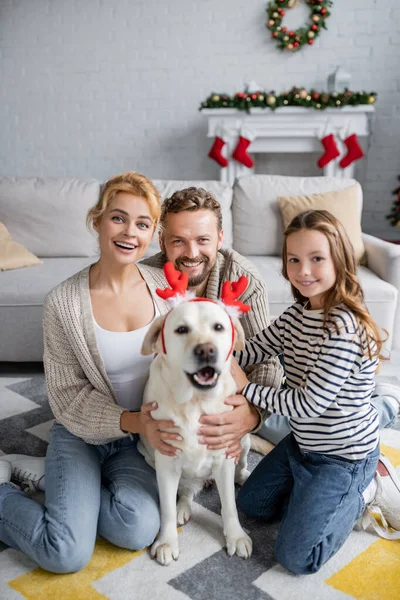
[230,357,250,393]
[139,403,182,457]
[197,394,260,461]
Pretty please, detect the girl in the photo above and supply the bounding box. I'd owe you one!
[232,209,400,575]
[0,171,180,573]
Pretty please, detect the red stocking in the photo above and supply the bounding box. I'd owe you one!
[232,134,254,168]
[208,135,228,167]
[317,134,340,168]
[339,133,364,168]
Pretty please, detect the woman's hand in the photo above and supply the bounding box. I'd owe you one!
[140,403,182,457]
[230,357,250,393]
[197,394,260,462]
[121,403,182,457]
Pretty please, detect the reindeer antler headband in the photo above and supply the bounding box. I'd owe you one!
[156,262,250,356]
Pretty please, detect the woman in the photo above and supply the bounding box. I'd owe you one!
[0,171,181,573]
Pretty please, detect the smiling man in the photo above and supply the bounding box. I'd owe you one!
[142,187,284,456]
[142,187,400,458]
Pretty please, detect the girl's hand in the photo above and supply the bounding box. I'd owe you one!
[139,403,182,457]
[230,357,250,393]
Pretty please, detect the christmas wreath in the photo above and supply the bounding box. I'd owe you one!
[266,0,332,51]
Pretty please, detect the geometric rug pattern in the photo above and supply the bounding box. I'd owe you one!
[0,372,399,600]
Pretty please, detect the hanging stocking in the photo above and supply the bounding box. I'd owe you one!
[339,133,364,169]
[208,126,228,167]
[317,133,340,168]
[232,128,254,168]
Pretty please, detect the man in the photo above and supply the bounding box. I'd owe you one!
[143,186,400,457]
[142,186,284,457]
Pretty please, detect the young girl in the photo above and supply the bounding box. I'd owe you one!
[233,209,400,575]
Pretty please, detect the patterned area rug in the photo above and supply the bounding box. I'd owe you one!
[0,371,399,600]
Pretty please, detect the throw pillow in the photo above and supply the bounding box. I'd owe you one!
[0,222,42,271]
[277,184,365,264]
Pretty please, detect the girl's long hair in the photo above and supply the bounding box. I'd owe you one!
[281,210,387,360]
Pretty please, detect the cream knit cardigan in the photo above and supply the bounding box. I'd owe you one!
[44,251,282,445]
[43,263,169,445]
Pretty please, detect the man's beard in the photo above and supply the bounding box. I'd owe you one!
[174,255,213,287]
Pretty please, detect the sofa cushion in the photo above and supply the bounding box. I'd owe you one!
[233,175,362,257]
[0,256,97,361]
[0,177,100,257]
[0,222,42,271]
[149,180,233,256]
[277,184,365,263]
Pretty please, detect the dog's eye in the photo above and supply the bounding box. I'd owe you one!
[175,325,189,334]
[214,323,224,331]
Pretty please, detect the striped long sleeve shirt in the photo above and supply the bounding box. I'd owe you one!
[236,303,380,460]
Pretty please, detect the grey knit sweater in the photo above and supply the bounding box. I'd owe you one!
[143,249,283,398]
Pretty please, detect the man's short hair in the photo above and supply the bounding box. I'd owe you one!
[159,187,223,235]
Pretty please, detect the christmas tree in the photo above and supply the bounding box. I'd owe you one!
[386,176,400,228]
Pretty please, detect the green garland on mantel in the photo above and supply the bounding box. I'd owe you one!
[199,88,377,113]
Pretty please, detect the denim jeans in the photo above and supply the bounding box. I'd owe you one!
[257,395,396,446]
[237,433,380,575]
[0,422,160,573]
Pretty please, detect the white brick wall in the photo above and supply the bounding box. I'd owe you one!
[1,0,399,238]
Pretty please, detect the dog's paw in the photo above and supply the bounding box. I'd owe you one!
[151,538,179,566]
[226,534,252,559]
[235,468,251,486]
[176,499,192,526]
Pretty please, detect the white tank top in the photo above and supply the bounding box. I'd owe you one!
[94,306,159,411]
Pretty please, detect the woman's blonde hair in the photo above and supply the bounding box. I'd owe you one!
[86,171,161,230]
[282,209,387,360]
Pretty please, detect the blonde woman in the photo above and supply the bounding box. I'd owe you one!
[0,172,180,573]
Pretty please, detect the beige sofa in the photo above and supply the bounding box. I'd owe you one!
[0,175,399,361]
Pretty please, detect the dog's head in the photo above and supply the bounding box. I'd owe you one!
[141,299,245,392]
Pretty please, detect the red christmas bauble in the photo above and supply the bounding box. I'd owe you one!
[312,92,319,100]
[308,39,314,45]
[289,30,295,36]
[251,93,258,99]
[273,31,279,37]
[321,8,327,14]
[282,26,287,32]
[294,41,299,47]
[311,24,318,31]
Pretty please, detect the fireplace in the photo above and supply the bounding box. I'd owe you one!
[203,106,375,186]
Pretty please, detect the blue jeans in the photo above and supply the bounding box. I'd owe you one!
[258,395,396,446]
[237,433,379,575]
[0,422,160,573]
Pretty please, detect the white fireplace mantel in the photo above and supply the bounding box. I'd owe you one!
[202,106,375,185]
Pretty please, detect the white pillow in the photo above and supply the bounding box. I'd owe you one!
[0,177,100,257]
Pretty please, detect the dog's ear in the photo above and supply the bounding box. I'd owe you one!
[233,320,246,351]
[141,315,166,355]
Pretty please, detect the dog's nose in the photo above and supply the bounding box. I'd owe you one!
[193,343,217,363]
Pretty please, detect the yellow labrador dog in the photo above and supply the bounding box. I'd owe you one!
[138,263,252,566]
